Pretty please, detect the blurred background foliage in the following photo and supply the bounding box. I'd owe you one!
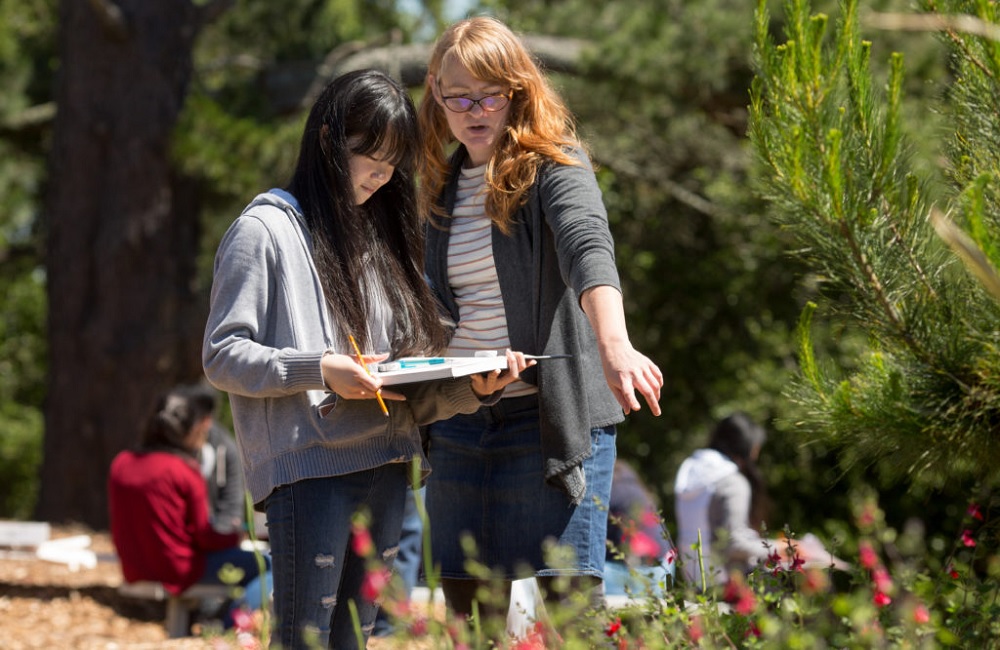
[0,0,985,554]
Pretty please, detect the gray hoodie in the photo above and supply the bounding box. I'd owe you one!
[203,189,490,507]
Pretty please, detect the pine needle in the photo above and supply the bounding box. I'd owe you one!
[930,208,1000,303]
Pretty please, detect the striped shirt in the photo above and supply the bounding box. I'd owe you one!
[446,165,536,397]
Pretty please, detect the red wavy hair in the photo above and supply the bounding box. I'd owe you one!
[417,16,585,233]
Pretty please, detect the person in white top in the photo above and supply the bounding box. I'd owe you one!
[675,413,836,588]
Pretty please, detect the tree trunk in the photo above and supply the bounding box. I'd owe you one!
[37,0,218,528]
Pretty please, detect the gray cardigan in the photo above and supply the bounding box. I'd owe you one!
[424,147,625,502]
[203,189,491,507]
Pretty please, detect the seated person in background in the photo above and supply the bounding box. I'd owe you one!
[605,459,676,598]
[186,383,247,535]
[674,412,838,588]
[108,385,269,620]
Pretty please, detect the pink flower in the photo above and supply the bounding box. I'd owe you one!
[688,616,704,643]
[513,622,548,650]
[873,591,892,607]
[626,530,661,559]
[360,566,391,602]
[724,579,757,615]
[800,568,829,595]
[664,547,678,565]
[872,567,893,594]
[408,617,428,637]
[237,632,262,650]
[351,523,374,557]
[856,502,878,528]
[913,603,931,624]
[858,540,878,569]
[967,502,984,521]
[383,597,413,620]
[641,509,661,528]
[961,529,977,547]
[230,606,256,634]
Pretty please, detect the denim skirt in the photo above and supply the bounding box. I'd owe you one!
[425,394,616,580]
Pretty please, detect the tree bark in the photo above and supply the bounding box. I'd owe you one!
[37,0,218,528]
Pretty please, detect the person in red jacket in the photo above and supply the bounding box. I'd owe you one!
[108,385,267,603]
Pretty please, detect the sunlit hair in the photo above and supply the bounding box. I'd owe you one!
[418,16,584,233]
[287,69,448,355]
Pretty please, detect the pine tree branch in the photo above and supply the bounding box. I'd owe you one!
[865,10,1000,42]
[886,215,938,301]
[931,208,1000,303]
[867,6,998,78]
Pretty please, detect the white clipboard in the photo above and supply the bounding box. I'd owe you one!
[374,355,509,385]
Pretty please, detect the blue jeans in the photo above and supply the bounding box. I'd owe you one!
[373,486,424,636]
[264,465,408,650]
[426,395,616,579]
[604,558,675,597]
[199,545,272,628]
[201,545,268,589]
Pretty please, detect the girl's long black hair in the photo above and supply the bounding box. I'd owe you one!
[709,412,771,532]
[287,69,448,355]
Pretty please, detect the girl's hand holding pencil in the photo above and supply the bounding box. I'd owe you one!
[319,339,405,413]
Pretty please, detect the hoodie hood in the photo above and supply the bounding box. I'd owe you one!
[674,448,739,499]
[245,188,303,219]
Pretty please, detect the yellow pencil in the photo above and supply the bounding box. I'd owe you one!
[348,335,389,417]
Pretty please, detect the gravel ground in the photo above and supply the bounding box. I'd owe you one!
[0,524,432,649]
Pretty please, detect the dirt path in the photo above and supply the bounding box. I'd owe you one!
[0,524,426,649]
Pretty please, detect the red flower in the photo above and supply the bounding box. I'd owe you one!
[967,502,984,521]
[641,509,661,528]
[858,540,878,569]
[625,530,661,559]
[873,591,892,608]
[606,617,623,637]
[351,523,374,558]
[961,529,977,547]
[408,617,428,637]
[789,552,806,573]
[947,564,960,579]
[360,566,391,602]
[913,603,930,624]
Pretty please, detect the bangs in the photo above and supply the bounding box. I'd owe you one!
[349,118,417,169]
[444,21,531,91]
[452,44,515,88]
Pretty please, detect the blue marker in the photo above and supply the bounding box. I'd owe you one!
[397,358,447,368]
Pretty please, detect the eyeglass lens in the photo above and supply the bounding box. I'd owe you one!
[444,94,509,112]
